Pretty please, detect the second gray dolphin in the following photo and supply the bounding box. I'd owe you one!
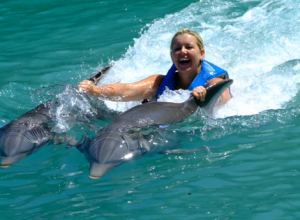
[78,79,233,179]
[0,65,112,168]
[0,102,53,168]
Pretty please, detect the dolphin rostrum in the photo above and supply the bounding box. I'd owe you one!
[0,65,112,168]
[78,79,233,179]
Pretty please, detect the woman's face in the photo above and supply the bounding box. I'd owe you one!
[171,33,205,76]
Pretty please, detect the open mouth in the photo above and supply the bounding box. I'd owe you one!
[179,58,191,65]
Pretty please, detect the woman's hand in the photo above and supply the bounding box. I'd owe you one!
[191,86,206,101]
[78,80,96,95]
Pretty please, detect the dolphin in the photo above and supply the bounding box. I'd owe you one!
[78,79,233,179]
[0,65,112,168]
[0,102,53,168]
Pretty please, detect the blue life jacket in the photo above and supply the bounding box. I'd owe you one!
[157,60,229,98]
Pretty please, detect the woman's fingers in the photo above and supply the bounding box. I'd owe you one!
[191,86,206,101]
[78,80,94,93]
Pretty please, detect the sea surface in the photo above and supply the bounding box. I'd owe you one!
[1,0,300,219]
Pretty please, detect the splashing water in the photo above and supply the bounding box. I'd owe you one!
[96,0,300,120]
[1,1,300,219]
[48,85,98,133]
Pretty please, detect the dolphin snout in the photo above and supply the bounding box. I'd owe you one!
[89,162,121,180]
[0,158,12,169]
[0,154,27,168]
[89,175,101,180]
[0,164,11,169]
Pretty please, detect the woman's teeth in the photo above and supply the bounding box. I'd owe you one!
[179,59,190,64]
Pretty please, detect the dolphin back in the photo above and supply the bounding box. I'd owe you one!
[109,100,198,132]
[110,79,233,132]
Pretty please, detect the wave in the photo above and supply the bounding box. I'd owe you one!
[97,0,300,117]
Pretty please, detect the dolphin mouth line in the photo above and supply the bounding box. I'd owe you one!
[89,175,102,180]
[0,164,11,169]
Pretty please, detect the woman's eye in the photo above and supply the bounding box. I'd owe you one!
[174,47,181,52]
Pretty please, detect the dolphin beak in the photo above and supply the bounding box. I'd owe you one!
[0,164,11,169]
[89,162,121,180]
[0,157,12,169]
[0,154,26,168]
[89,175,101,180]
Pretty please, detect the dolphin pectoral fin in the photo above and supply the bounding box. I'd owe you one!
[159,146,215,155]
[52,133,66,145]
[53,133,79,145]
[66,135,90,153]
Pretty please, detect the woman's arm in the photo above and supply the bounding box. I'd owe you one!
[78,74,165,102]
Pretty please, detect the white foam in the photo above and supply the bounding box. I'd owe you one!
[157,89,191,103]
[51,85,98,133]
[97,0,300,117]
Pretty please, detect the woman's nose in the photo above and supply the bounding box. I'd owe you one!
[180,47,188,54]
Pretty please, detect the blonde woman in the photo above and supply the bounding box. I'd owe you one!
[78,29,231,105]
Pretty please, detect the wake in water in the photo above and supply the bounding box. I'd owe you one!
[1,0,299,140]
[88,0,300,138]
[24,0,299,155]
[2,0,299,171]
[31,0,300,155]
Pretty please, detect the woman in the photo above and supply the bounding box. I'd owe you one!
[78,29,231,105]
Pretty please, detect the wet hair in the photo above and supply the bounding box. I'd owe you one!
[170,29,205,52]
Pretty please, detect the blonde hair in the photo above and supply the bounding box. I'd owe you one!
[170,29,205,52]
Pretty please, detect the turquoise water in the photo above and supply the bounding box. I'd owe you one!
[1,0,300,219]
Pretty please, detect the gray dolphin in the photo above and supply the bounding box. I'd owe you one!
[78,79,233,179]
[0,65,112,168]
[0,102,53,168]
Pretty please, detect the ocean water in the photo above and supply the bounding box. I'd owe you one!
[1,0,300,219]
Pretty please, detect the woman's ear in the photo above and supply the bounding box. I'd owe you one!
[201,49,205,59]
[170,51,174,63]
